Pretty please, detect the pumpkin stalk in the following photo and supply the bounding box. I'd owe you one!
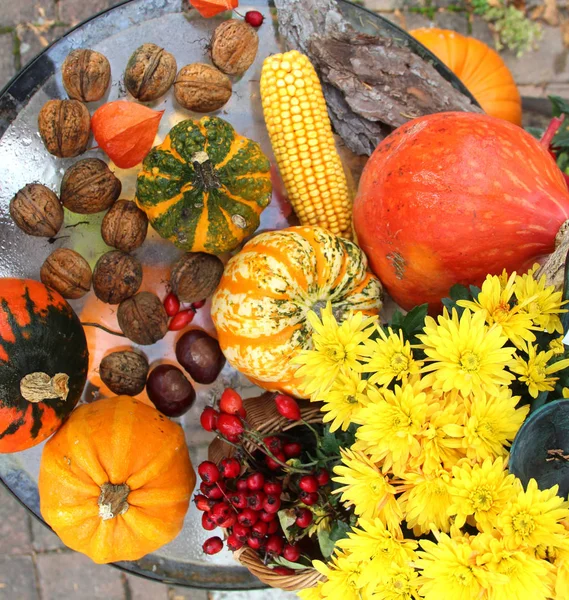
[192,151,221,190]
[20,372,69,403]
[98,482,130,521]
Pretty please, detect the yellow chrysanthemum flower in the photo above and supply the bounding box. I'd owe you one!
[292,303,376,399]
[550,335,566,355]
[418,308,516,397]
[498,479,569,550]
[511,344,569,398]
[333,449,403,533]
[313,552,370,600]
[360,326,422,387]
[448,457,520,531]
[563,387,569,399]
[419,401,465,473]
[371,564,421,600]
[416,533,491,600]
[336,518,417,588]
[398,469,453,536]
[515,268,567,334]
[298,582,326,600]
[553,548,569,600]
[449,388,529,462]
[354,382,433,476]
[458,272,537,349]
[473,533,554,600]
[319,369,369,432]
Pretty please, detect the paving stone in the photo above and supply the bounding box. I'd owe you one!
[125,574,169,599]
[0,1,56,28]
[58,0,124,26]
[36,552,125,600]
[209,590,299,600]
[469,16,496,46]
[0,484,33,555]
[434,10,469,34]
[0,555,39,600]
[518,83,548,97]
[364,0,404,12]
[169,586,208,600]
[17,24,68,68]
[0,33,16,89]
[400,11,433,30]
[546,82,569,96]
[30,516,67,552]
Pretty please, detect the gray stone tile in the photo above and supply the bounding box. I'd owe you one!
[30,517,67,552]
[434,11,469,34]
[0,33,16,90]
[364,0,404,12]
[18,24,68,69]
[546,82,569,96]
[125,574,169,600]
[209,591,299,600]
[36,552,125,600]
[0,1,55,28]
[0,485,32,555]
[469,15,496,46]
[0,555,39,600]
[58,0,124,26]
[169,587,208,600]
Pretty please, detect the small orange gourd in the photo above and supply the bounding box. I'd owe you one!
[411,28,522,125]
[39,396,195,564]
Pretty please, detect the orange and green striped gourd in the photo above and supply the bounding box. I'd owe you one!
[136,116,272,255]
[211,226,383,397]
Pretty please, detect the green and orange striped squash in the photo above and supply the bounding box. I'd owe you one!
[136,116,272,255]
[211,226,383,397]
[0,278,88,453]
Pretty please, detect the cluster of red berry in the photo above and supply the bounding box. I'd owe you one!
[163,292,206,331]
[196,388,332,573]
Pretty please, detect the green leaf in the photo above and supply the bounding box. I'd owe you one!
[391,310,405,329]
[329,520,352,543]
[558,152,569,172]
[272,556,312,571]
[469,285,481,298]
[402,304,429,335]
[553,126,569,151]
[318,528,336,558]
[320,427,341,455]
[449,284,471,302]
[549,95,569,118]
[278,509,297,542]
[525,126,545,140]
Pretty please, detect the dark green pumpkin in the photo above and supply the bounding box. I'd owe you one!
[136,116,272,255]
[0,278,88,453]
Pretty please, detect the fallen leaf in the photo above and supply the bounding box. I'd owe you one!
[543,0,560,26]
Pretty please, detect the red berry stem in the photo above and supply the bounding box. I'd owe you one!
[216,481,239,514]
[247,436,311,474]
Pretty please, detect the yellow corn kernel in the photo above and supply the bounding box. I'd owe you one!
[260,50,352,238]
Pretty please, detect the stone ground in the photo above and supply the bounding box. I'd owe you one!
[0,0,567,598]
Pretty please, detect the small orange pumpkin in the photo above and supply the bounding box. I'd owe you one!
[411,28,522,125]
[39,396,195,564]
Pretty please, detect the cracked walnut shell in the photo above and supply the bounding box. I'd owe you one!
[62,49,111,102]
[124,43,177,102]
[10,184,63,237]
[101,200,148,252]
[117,292,169,345]
[174,63,232,113]
[210,20,259,76]
[38,99,91,158]
[92,250,142,305]
[40,248,92,300]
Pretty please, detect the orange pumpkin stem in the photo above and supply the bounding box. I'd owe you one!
[98,482,130,521]
[20,372,69,403]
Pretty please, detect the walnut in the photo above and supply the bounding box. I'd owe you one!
[62,49,111,102]
[101,200,148,252]
[210,20,259,76]
[61,158,121,214]
[92,250,142,305]
[117,292,169,345]
[99,350,149,395]
[9,184,63,237]
[170,252,224,303]
[124,43,177,102]
[38,99,90,158]
[40,248,92,299]
[174,63,232,113]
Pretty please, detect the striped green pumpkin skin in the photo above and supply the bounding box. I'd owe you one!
[136,117,272,255]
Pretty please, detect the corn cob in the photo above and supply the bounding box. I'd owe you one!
[260,50,352,237]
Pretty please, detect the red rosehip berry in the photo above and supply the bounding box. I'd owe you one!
[200,481,225,500]
[198,461,220,484]
[200,407,219,432]
[267,519,279,534]
[263,436,282,453]
[259,510,276,523]
[236,478,248,492]
[273,566,294,575]
[168,308,195,330]
[219,513,237,528]
[265,452,286,471]
[203,536,223,555]
[247,535,263,550]
[219,388,246,418]
[163,292,180,317]
[283,543,301,562]
[266,535,284,555]
[194,494,215,512]
[295,508,313,528]
[263,494,281,514]
[229,491,248,510]
[237,508,259,527]
[232,522,250,542]
[263,481,282,496]
[299,475,319,493]
[247,491,266,511]
[201,512,216,531]
[316,468,330,487]
[226,533,244,551]
[211,501,232,525]
[217,414,244,440]
[299,490,319,506]
[192,299,206,309]
[283,442,302,458]
[247,472,265,491]
[251,520,268,538]
[275,394,301,421]
[244,9,264,27]
[219,457,241,479]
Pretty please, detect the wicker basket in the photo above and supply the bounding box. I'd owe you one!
[208,392,325,592]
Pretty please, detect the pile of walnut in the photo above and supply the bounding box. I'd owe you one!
[9,16,260,408]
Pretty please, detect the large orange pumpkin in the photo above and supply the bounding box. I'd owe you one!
[353,112,569,312]
[411,28,522,125]
[39,396,195,564]
[211,226,383,397]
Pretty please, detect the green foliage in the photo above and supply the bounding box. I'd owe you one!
[320,423,358,456]
[389,304,429,344]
